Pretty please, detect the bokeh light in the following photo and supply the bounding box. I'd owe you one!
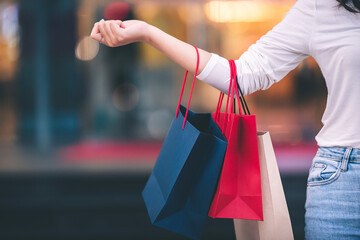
[205,1,274,23]
[1,4,19,45]
[75,36,99,61]
[0,3,19,80]
[103,1,130,21]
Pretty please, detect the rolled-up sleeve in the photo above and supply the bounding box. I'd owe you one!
[197,0,313,96]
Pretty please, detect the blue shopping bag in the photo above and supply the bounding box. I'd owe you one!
[142,47,227,240]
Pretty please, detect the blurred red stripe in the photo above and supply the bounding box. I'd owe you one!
[59,140,317,171]
[59,141,162,162]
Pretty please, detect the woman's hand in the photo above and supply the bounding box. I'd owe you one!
[90,19,150,47]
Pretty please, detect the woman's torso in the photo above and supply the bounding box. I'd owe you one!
[310,0,360,147]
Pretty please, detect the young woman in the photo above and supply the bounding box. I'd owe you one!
[91,0,360,239]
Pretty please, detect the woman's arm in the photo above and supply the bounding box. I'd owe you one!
[91,0,312,96]
[90,20,211,76]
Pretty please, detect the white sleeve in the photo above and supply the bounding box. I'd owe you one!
[197,0,313,96]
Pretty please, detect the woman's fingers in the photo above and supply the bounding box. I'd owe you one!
[98,20,110,45]
[110,21,123,38]
[91,22,99,36]
[92,33,102,42]
[90,22,102,42]
[98,20,120,47]
[115,20,125,29]
[104,21,116,46]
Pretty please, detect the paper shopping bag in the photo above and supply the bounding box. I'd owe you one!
[142,46,227,240]
[234,132,294,240]
[208,60,263,220]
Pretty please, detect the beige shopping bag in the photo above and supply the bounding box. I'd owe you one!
[234,132,294,240]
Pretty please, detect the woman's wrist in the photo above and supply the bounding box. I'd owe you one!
[143,23,157,45]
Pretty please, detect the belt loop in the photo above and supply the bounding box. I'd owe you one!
[340,147,353,172]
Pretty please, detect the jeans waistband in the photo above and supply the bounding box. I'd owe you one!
[316,147,360,162]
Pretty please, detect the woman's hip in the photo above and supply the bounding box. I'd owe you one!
[304,146,360,240]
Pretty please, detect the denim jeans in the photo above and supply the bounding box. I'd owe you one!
[305,147,360,239]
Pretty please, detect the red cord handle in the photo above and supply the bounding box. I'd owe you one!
[215,92,224,122]
[229,60,243,116]
[175,46,200,130]
[221,66,233,133]
[214,59,243,134]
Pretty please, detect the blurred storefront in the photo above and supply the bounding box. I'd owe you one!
[0,0,327,151]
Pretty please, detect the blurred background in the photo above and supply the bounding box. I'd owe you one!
[0,0,327,239]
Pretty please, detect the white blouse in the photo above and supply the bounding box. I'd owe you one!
[197,0,360,148]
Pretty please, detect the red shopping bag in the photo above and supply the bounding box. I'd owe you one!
[208,60,263,220]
